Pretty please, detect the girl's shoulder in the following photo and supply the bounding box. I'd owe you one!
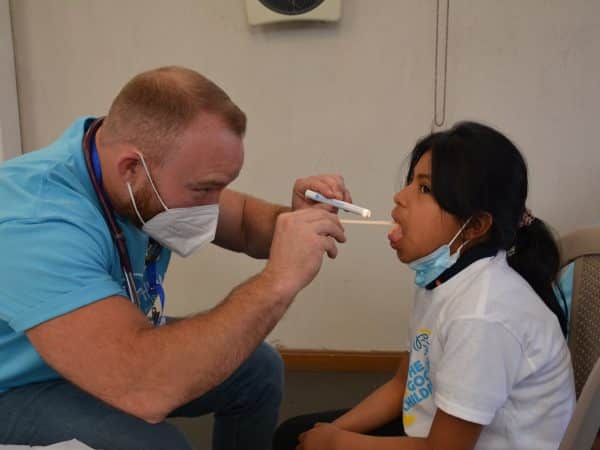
[437,252,565,354]
[437,253,555,327]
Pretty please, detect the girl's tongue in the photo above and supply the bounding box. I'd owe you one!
[388,223,404,244]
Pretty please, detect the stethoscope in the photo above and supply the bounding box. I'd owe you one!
[82,118,165,325]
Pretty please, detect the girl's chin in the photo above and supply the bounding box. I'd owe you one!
[393,248,412,264]
[395,246,430,264]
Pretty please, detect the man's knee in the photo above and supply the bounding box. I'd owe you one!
[219,342,284,414]
[246,343,285,404]
[255,343,284,383]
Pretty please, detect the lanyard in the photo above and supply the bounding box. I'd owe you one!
[145,240,166,325]
[83,119,165,325]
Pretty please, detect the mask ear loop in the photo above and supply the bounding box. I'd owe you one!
[127,182,146,225]
[136,152,169,211]
[449,217,472,256]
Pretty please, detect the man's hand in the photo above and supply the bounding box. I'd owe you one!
[292,174,352,211]
[297,423,341,450]
[263,208,346,297]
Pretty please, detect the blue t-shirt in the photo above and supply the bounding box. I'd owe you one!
[0,117,171,392]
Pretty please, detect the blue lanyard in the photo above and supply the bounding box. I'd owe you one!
[89,134,166,326]
[145,257,166,325]
[145,242,166,326]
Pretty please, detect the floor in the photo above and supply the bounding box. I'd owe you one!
[168,370,392,449]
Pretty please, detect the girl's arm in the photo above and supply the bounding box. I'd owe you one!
[332,354,409,433]
[300,409,483,450]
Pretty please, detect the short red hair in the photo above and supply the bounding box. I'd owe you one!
[102,66,246,163]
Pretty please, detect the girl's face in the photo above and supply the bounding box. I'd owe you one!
[388,150,464,263]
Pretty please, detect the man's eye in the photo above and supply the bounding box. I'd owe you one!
[419,185,431,194]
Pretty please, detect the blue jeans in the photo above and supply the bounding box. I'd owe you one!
[0,342,284,450]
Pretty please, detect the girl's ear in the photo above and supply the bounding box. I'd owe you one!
[465,212,493,241]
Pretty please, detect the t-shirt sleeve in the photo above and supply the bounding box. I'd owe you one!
[433,318,523,425]
[0,218,125,332]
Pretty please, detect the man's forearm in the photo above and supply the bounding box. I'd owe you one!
[214,189,289,258]
[118,270,294,422]
[28,206,341,425]
[241,195,289,258]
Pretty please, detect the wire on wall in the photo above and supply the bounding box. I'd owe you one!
[433,0,450,131]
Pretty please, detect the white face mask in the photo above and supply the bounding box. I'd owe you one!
[126,153,220,257]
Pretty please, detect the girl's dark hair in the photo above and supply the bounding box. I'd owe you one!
[407,121,568,336]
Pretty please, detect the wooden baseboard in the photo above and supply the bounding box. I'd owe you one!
[277,348,407,373]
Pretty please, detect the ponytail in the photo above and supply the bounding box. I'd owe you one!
[507,218,568,336]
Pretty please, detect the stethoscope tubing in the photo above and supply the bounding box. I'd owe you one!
[82,119,141,307]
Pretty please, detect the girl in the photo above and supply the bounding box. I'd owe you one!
[274,122,575,450]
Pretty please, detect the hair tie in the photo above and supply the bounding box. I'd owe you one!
[519,208,535,228]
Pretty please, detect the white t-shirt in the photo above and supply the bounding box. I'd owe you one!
[402,251,575,450]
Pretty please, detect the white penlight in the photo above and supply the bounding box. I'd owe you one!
[305,189,372,218]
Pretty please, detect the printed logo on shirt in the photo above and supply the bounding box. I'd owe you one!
[403,328,433,427]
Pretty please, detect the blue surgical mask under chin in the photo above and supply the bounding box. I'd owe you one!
[409,220,471,288]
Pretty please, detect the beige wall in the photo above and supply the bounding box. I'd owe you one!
[10,1,600,351]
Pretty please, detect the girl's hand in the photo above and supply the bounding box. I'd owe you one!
[296,422,340,450]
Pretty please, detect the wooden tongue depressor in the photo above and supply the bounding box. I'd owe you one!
[340,219,395,225]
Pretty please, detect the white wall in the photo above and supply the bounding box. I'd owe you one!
[10,1,600,351]
[0,0,21,160]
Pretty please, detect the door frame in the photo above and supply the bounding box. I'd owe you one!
[0,0,22,160]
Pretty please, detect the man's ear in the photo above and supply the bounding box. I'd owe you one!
[465,212,493,241]
[116,149,143,183]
